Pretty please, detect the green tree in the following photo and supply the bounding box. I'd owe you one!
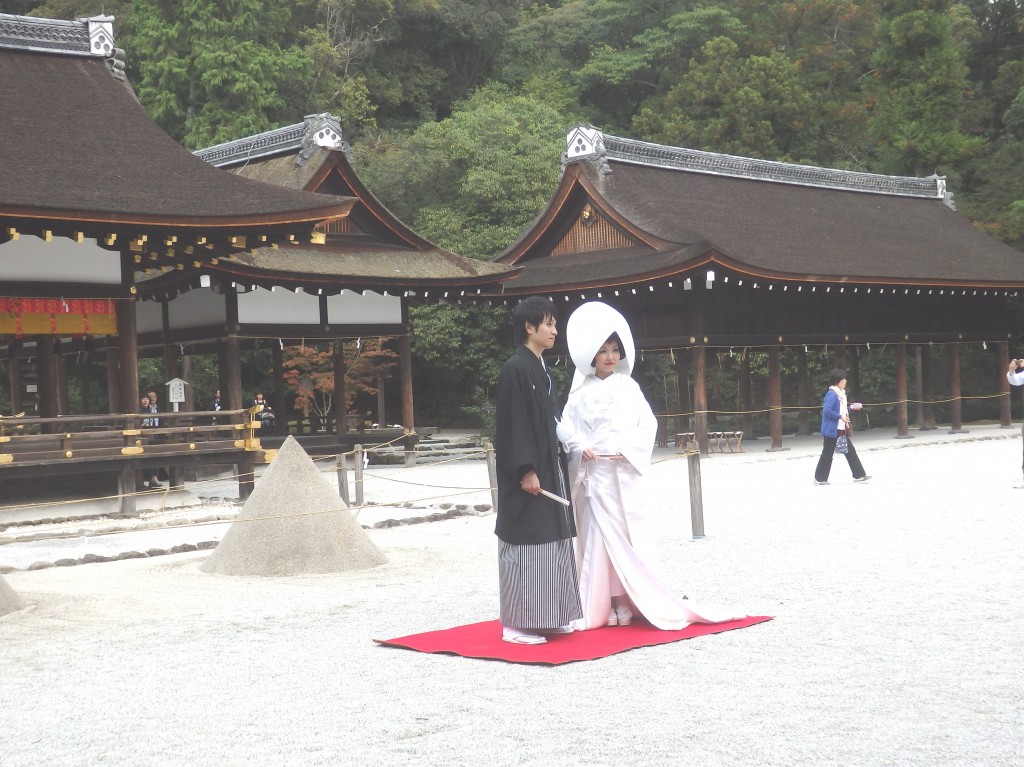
[864,0,984,175]
[407,303,509,426]
[123,0,318,147]
[498,0,604,114]
[633,36,817,160]
[355,83,574,258]
[300,0,396,136]
[575,0,746,130]
[358,0,533,126]
[26,0,131,21]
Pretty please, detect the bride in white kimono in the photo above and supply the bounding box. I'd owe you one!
[557,301,742,630]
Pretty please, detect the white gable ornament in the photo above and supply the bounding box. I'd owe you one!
[565,124,612,175]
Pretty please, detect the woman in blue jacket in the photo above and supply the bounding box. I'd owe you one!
[813,368,870,485]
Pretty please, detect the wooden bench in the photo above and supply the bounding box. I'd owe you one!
[676,432,698,452]
[676,431,744,453]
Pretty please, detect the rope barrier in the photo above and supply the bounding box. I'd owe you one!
[0,486,497,546]
[660,390,1014,419]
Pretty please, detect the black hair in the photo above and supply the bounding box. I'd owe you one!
[591,332,626,367]
[512,296,557,346]
[827,368,847,386]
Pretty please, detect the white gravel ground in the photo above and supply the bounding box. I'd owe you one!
[2,426,1023,767]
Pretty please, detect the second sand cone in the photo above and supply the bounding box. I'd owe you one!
[201,436,387,576]
[0,574,26,617]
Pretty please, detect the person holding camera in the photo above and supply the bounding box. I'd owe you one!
[1008,359,1024,387]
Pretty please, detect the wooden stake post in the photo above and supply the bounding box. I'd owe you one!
[686,449,705,539]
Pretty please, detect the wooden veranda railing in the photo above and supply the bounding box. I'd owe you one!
[0,408,266,514]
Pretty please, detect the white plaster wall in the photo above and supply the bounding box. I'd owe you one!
[166,287,226,330]
[0,236,121,284]
[326,290,401,324]
[238,287,320,324]
[135,299,164,334]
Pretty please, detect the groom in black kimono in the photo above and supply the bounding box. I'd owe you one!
[494,296,582,645]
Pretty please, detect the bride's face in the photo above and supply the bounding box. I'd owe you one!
[593,340,621,379]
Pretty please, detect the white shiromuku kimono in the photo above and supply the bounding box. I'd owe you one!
[558,301,744,630]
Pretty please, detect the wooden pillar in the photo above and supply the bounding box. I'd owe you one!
[767,344,786,451]
[949,343,966,433]
[162,343,179,387]
[180,355,195,412]
[848,346,862,430]
[36,335,59,420]
[895,342,910,438]
[224,334,242,410]
[271,345,285,426]
[78,354,92,413]
[118,463,137,516]
[8,354,22,413]
[217,340,230,404]
[918,345,936,429]
[399,333,414,433]
[105,348,120,412]
[334,342,347,436]
[238,456,255,500]
[796,346,809,436]
[834,346,846,370]
[676,348,693,434]
[377,375,386,427]
[693,344,709,455]
[116,297,139,414]
[997,340,1012,428]
[56,352,69,415]
[738,347,753,438]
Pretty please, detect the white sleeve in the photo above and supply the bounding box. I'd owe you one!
[556,394,584,456]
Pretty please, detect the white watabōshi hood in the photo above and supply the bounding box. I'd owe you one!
[565,301,636,387]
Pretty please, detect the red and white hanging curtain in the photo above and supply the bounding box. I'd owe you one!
[0,298,118,336]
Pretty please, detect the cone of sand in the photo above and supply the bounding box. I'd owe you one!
[0,574,25,617]
[201,436,387,576]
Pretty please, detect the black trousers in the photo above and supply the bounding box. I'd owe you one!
[814,434,866,481]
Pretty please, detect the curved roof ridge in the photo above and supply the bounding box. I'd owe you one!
[195,114,348,168]
[566,124,945,200]
[0,13,113,57]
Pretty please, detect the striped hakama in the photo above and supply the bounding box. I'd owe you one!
[498,538,582,629]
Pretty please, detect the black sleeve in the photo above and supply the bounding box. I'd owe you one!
[496,360,539,480]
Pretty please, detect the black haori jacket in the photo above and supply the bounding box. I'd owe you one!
[494,345,577,545]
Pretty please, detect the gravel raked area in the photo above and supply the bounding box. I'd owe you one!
[1,425,1023,766]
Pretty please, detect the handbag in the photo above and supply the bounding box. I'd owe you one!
[835,434,849,454]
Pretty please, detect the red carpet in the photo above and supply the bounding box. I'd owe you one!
[375,616,772,665]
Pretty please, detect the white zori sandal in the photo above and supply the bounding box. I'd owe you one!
[501,627,547,645]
